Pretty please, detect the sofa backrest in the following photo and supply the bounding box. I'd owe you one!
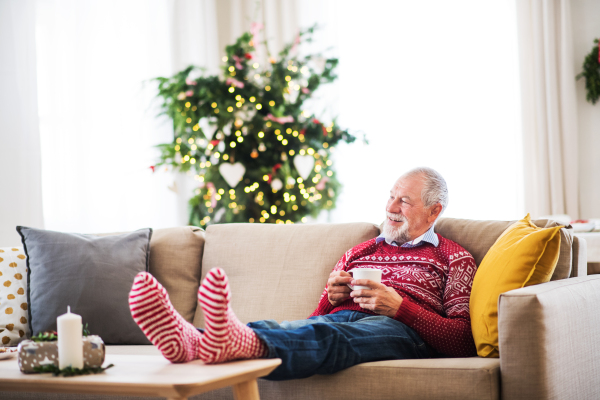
[192,222,380,327]
[435,217,576,281]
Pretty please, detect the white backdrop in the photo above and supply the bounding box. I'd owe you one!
[301,0,524,225]
[29,0,524,234]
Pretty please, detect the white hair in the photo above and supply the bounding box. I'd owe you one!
[402,167,448,214]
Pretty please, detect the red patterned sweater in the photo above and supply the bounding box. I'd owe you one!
[310,235,478,357]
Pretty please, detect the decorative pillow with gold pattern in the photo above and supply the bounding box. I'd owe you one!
[0,247,30,346]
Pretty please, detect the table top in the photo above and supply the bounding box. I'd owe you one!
[0,353,281,399]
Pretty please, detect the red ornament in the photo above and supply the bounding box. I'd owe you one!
[312,118,320,125]
[300,128,306,136]
[210,139,220,147]
[267,173,273,183]
[245,53,253,60]
[323,126,328,136]
[149,166,156,173]
[272,163,282,173]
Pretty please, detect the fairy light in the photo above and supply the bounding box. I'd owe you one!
[307,148,315,155]
[227,106,234,112]
[292,131,298,137]
[286,128,292,134]
[326,160,332,166]
[175,145,180,151]
[253,63,259,69]
[192,106,197,111]
[190,158,196,164]
[289,149,295,155]
[269,100,275,106]
[292,205,298,211]
[258,131,264,138]
[263,175,269,181]
[301,217,307,222]
[249,97,256,102]
[256,104,262,110]
[299,149,306,155]
[214,109,219,113]
[206,161,212,167]
[235,95,241,100]
[235,130,241,136]
[223,154,229,160]
[266,121,272,127]
[218,188,225,194]
[277,134,283,141]
[185,102,191,108]
[208,143,214,150]
[214,152,220,158]
[184,155,190,161]
[228,87,235,93]
[211,102,217,108]
[230,141,236,148]
[237,136,243,142]
[270,205,277,214]
[254,74,260,80]
[327,171,333,176]
[176,138,182,144]
[228,66,235,72]
[285,76,291,82]
[282,139,288,145]
[222,56,228,62]
[265,86,271,91]
[323,142,329,148]
[193,125,199,131]
[215,194,221,200]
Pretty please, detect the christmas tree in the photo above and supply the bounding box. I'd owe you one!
[152,25,358,226]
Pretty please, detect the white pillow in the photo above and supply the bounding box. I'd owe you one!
[0,247,30,346]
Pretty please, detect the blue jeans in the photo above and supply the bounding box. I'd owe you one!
[247,310,431,380]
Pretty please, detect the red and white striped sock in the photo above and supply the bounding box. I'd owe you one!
[198,268,267,363]
[129,272,201,363]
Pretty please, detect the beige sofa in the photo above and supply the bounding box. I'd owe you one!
[3,218,600,400]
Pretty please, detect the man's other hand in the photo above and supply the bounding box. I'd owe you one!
[350,279,403,318]
[327,270,353,306]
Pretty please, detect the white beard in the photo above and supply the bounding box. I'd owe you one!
[382,212,411,244]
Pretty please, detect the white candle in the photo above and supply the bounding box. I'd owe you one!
[57,306,83,370]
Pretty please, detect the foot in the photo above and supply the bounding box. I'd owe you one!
[129,272,201,363]
[198,268,267,363]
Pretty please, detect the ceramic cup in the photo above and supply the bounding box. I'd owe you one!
[347,268,382,290]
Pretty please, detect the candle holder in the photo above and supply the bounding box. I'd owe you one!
[17,335,105,373]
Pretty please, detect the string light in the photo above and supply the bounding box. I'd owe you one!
[228,87,235,93]
[258,131,264,138]
[223,154,229,160]
[228,66,235,72]
[185,102,191,108]
[253,63,259,69]
[222,56,228,62]
[327,171,333,176]
[227,106,234,112]
[176,138,182,144]
[282,139,288,145]
[269,100,275,106]
[230,141,236,148]
[211,102,217,108]
[175,145,180,151]
[265,86,271,91]
[249,97,256,102]
[256,104,262,110]
[289,149,295,155]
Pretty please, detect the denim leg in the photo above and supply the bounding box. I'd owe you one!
[248,311,430,381]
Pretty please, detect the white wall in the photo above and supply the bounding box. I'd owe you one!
[572,0,600,219]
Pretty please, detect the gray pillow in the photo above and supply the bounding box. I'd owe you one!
[17,226,152,345]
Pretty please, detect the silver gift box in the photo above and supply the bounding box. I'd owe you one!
[17,335,106,373]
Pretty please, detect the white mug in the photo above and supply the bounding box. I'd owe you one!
[347,268,382,290]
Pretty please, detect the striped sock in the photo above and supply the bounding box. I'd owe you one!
[129,272,201,363]
[198,268,267,364]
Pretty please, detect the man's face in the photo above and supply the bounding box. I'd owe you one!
[382,174,435,244]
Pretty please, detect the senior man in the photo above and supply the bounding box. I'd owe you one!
[129,167,478,380]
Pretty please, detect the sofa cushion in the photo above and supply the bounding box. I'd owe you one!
[0,247,30,346]
[194,357,500,400]
[469,215,562,358]
[148,227,205,323]
[435,217,573,280]
[193,222,380,327]
[17,226,152,345]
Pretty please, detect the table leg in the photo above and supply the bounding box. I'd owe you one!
[232,378,260,400]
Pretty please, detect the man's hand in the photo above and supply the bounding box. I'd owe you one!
[350,279,403,318]
[327,270,353,306]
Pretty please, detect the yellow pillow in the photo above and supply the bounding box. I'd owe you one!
[470,214,562,358]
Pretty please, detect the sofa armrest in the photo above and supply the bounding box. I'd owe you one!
[571,235,588,277]
[497,275,600,400]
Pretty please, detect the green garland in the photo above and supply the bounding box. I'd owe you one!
[31,324,91,342]
[32,363,114,377]
[151,25,360,226]
[576,38,600,104]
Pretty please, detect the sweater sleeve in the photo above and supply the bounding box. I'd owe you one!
[308,250,349,317]
[393,254,478,357]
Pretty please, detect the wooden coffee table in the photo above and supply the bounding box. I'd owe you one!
[0,351,281,400]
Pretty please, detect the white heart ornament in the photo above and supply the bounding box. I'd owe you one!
[219,162,246,187]
[199,117,217,140]
[293,155,315,180]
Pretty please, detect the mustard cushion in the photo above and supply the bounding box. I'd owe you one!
[470,214,562,358]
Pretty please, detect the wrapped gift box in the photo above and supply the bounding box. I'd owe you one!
[17,335,105,373]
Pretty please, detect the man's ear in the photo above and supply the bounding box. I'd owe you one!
[428,203,442,222]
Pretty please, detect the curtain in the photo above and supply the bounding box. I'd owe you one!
[35,0,219,233]
[515,0,579,218]
[0,0,44,245]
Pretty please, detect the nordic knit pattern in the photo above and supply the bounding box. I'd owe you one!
[310,235,478,357]
[129,272,202,363]
[198,268,267,363]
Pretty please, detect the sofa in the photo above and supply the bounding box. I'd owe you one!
[3,217,600,400]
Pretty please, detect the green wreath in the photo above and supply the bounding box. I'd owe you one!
[576,38,600,104]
